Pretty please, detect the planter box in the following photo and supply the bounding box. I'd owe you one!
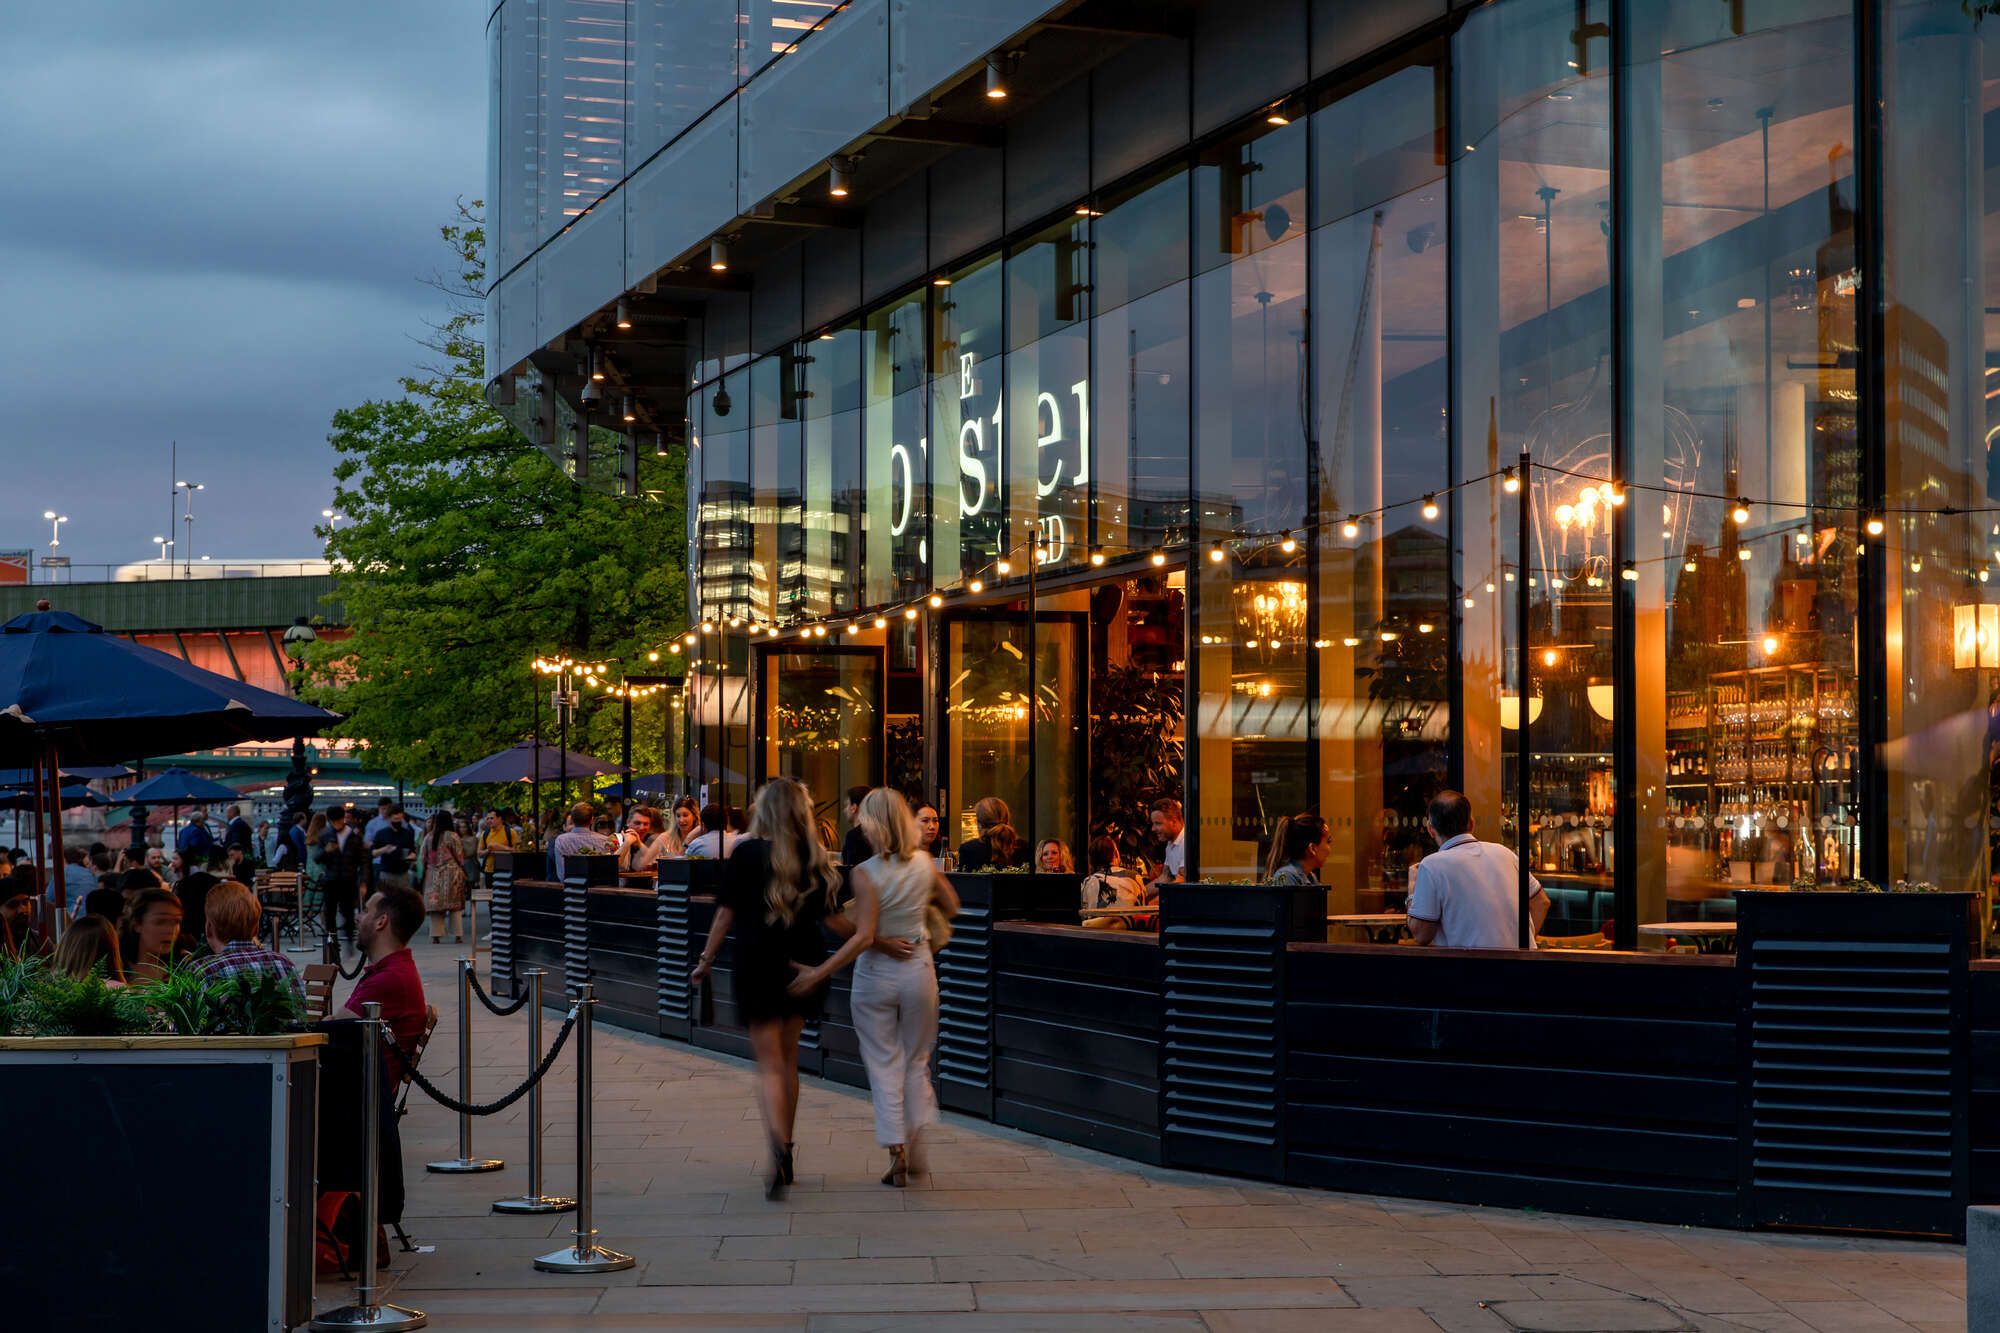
[0,1033,324,1330]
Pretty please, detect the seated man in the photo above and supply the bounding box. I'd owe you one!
[192,880,305,1003]
[1406,790,1548,949]
[338,885,428,1055]
[550,801,616,881]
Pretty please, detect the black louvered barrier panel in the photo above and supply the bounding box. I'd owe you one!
[561,856,615,1000]
[656,870,694,1040]
[487,863,515,996]
[1160,883,1324,1181]
[935,881,995,1117]
[1739,891,1975,1239]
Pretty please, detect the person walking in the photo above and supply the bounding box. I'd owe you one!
[689,778,841,1200]
[419,810,468,945]
[797,788,958,1188]
[317,805,362,946]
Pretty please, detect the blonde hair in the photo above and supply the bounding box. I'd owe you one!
[858,788,922,861]
[53,915,124,984]
[973,796,1012,834]
[1038,839,1074,873]
[204,881,262,944]
[749,778,841,926]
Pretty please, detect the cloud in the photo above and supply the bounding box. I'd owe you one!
[0,1,487,565]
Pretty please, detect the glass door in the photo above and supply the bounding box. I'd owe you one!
[759,646,884,843]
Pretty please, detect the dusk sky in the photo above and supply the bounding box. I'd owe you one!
[0,2,485,569]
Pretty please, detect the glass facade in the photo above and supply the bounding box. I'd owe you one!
[500,0,2000,935]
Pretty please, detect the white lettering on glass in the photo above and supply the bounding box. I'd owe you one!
[1035,391,1064,498]
[888,441,914,536]
[958,417,987,517]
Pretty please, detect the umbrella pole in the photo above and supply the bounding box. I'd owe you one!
[42,742,65,942]
[30,750,45,928]
[533,674,543,849]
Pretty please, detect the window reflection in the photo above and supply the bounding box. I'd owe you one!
[1312,50,1450,907]
[802,325,863,617]
[545,0,628,223]
[1008,216,1093,572]
[863,292,926,605]
[933,255,1006,587]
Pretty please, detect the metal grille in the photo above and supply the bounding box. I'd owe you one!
[562,883,590,998]
[656,881,691,1026]
[489,870,514,994]
[936,898,994,1109]
[1162,922,1283,1156]
[1747,936,1960,1231]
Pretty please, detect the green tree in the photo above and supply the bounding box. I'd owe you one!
[305,202,685,788]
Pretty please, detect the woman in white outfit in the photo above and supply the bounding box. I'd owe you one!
[796,787,959,1187]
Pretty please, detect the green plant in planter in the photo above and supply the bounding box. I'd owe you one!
[216,968,306,1035]
[0,954,45,1033]
[139,959,304,1037]
[14,966,153,1037]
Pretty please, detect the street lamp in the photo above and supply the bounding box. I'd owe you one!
[41,511,66,583]
[176,480,203,578]
[280,616,318,831]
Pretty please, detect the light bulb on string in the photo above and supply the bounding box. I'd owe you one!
[1279,532,1298,554]
[997,558,1012,576]
[1866,515,1885,537]
[1208,544,1226,564]
[927,592,944,609]
[968,578,984,594]
[1340,517,1360,540]
[1150,550,1167,567]
[1731,499,1751,525]
[903,607,918,621]
[1421,495,1439,521]
[1502,468,1521,494]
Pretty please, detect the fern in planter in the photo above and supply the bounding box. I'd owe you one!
[138,959,305,1037]
[0,954,45,1033]
[141,959,230,1036]
[14,967,152,1038]
[214,969,305,1036]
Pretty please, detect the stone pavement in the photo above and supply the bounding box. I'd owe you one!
[324,937,1970,1332]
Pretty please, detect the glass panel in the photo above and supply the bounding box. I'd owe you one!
[1032,604,1087,865]
[1454,0,1614,932]
[543,0,629,226]
[803,324,863,617]
[626,0,736,162]
[933,254,1007,589]
[696,367,752,625]
[1882,1,1991,901]
[764,649,882,840]
[749,355,803,628]
[1311,50,1450,910]
[1087,572,1188,870]
[945,614,1031,858]
[742,0,845,78]
[1192,117,1309,539]
[862,290,927,606]
[1194,545,1312,879]
[497,0,544,273]
[1008,216,1093,571]
[1621,1,1859,933]
[1093,170,1192,559]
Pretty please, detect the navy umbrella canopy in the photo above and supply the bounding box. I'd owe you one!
[0,784,105,811]
[0,608,335,765]
[119,767,242,805]
[431,740,627,787]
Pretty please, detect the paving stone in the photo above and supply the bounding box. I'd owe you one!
[1484,1298,1687,1331]
[1200,1311,1446,1332]
[971,1277,1354,1312]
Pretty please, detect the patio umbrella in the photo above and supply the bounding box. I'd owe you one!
[430,740,627,786]
[0,606,336,930]
[0,784,104,811]
[0,764,132,784]
[598,772,672,800]
[119,767,242,805]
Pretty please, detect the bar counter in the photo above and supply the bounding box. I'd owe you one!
[487,852,1993,1240]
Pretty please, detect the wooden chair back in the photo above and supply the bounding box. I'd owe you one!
[300,962,337,1021]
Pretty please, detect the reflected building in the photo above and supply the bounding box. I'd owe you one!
[487,0,2000,941]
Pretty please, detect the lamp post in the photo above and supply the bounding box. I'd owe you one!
[176,480,204,579]
[152,536,173,569]
[41,511,66,583]
[281,617,318,831]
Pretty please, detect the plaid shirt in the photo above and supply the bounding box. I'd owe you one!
[193,940,304,1002]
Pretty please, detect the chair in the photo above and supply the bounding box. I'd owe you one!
[387,1004,441,1253]
[258,871,304,950]
[301,963,337,1022]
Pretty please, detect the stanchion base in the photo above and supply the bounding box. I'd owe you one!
[534,1242,635,1273]
[284,942,320,955]
[425,1157,505,1174]
[307,1301,428,1330]
[493,1194,576,1214]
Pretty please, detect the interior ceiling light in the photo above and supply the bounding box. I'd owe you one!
[615,299,632,330]
[589,348,606,382]
[579,378,601,403]
[708,238,729,272]
[1264,99,1292,127]
[621,396,636,423]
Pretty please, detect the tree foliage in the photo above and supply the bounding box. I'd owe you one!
[305,202,684,786]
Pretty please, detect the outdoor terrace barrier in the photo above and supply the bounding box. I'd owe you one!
[486,866,1996,1238]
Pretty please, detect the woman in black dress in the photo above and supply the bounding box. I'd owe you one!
[690,777,844,1198]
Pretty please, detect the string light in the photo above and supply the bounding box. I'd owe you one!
[646,651,659,662]
[1208,544,1227,564]
[968,578,985,594]
[846,622,861,635]
[873,616,888,629]
[997,558,1012,575]
[927,592,944,609]
[1279,532,1298,554]
[903,607,918,620]
[1421,495,1439,521]
[1150,550,1167,567]
[1606,484,1625,507]
[1089,548,1106,566]
[1730,499,1751,525]
[1866,515,1885,536]
[1502,468,1521,493]
[1621,564,1638,582]
[1340,517,1360,540]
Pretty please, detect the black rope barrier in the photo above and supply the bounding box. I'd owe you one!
[333,955,366,980]
[467,968,534,1017]
[386,1005,579,1118]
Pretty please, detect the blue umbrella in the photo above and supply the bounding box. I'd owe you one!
[0,784,105,811]
[118,767,242,805]
[0,764,132,785]
[0,608,336,766]
[431,740,627,787]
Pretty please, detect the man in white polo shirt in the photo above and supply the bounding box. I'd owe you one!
[1406,790,1547,949]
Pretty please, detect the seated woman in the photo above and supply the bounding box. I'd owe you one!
[52,913,127,985]
[618,804,680,872]
[1037,839,1075,874]
[956,798,1022,871]
[1079,836,1155,928]
[121,886,187,984]
[1264,813,1330,886]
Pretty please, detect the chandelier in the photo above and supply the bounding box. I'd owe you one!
[1239,580,1307,647]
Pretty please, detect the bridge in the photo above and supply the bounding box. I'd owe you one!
[0,574,397,826]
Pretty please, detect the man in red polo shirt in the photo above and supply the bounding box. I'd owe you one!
[339,884,427,1052]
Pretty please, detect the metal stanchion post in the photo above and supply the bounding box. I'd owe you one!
[426,958,503,1173]
[534,983,633,1272]
[492,968,574,1214]
[310,1003,427,1330]
[323,931,340,966]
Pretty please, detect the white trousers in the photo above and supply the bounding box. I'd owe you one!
[850,949,939,1147]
